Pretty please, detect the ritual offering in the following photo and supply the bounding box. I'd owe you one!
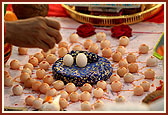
[52,51,113,86]
[10,60,20,70]
[18,47,28,55]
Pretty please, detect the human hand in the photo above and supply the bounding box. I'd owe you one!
[5,16,62,52]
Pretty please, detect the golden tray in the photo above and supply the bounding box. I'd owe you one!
[62,4,163,26]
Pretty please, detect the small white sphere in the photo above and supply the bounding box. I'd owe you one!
[96,32,106,42]
[100,40,111,49]
[140,81,150,91]
[21,68,32,75]
[20,72,30,83]
[46,88,57,97]
[123,73,134,83]
[23,63,34,71]
[111,81,122,92]
[144,69,155,79]
[36,69,46,79]
[58,41,68,49]
[128,63,138,73]
[25,95,35,106]
[32,81,42,91]
[58,47,68,58]
[117,67,128,77]
[69,92,79,102]
[88,43,99,54]
[112,51,122,62]
[80,91,91,101]
[84,39,93,49]
[119,36,129,46]
[18,47,28,55]
[134,86,144,96]
[102,48,112,58]
[41,50,51,58]
[39,83,50,94]
[50,46,57,54]
[139,44,149,54]
[32,98,43,109]
[4,75,13,87]
[10,59,20,70]
[146,56,158,67]
[59,91,69,100]
[81,101,91,111]
[34,52,44,62]
[43,75,54,85]
[69,33,79,43]
[110,74,120,83]
[65,83,76,93]
[72,45,83,51]
[115,96,126,103]
[53,80,64,90]
[93,88,104,98]
[96,80,107,90]
[63,54,74,67]
[24,78,36,88]
[81,83,92,93]
[46,54,57,64]
[126,53,137,63]
[119,59,128,68]
[59,98,68,109]
[116,46,126,55]
[28,56,39,67]
[94,100,104,110]
[39,61,50,70]
[12,85,23,96]
[76,53,87,68]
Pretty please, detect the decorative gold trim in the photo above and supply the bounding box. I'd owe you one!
[62,4,163,26]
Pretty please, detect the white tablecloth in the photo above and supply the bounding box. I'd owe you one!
[4,17,164,111]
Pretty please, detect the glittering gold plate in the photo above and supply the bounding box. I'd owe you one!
[62,4,163,26]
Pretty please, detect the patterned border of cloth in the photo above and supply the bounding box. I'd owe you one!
[52,51,113,86]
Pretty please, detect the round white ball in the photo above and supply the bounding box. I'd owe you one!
[84,39,93,49]
[59,91,69,100]
[110,74,120,83]
[117,67,128,77]
[39,61,50,70]
[140,81,150,92]
[4,75,13,87]
[34,52,44,62]
[81,83,92,93]
[144,69,155,79]
[39,83,50,94]
[23,63,34,71]
[115,96,126,103]
[12,85,23,95]
[65,83,76,93]
[20,72,30,83]
[63,54,74,67]
[111,81,122,92]
[32,98,43,109]
[43,75,54,85]
[146,56,158,67]
[53,80,64,90]
[126,53,137,63]
[134,86,144,96]
[21,68,32,75]
[81,101,91,111]
[96,80,107,90]
[93,88,104,98]
[119,36,129,46]
[100,40,111,49]
[36,69,46,79]
[58,47,68,58]
[139,44,149,54]
[10,60,20,70]
[46,88,57,97]
[94,100,104,110]
[58,41,68,49]
[28,56,39,67]
[46,54,57,64]
[76,53,87,68]
[69,33,79,43]
[25,95,35,106]
[116,46,126,55]
[59,98,68,109]
[96,32,106,42]
[102,48,112,58]
[88,43,99,54]
[118,59,128,68]
[69,92,79,102]
[32,81,42,91]
[123,73,134,83]
[80,91,91,101]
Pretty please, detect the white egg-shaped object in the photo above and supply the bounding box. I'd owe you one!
[76,53,87,68]
[63,54,74,67]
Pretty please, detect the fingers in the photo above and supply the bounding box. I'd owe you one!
[46,27,62,44]
[45,18,61,30]
[37,39,50,52]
